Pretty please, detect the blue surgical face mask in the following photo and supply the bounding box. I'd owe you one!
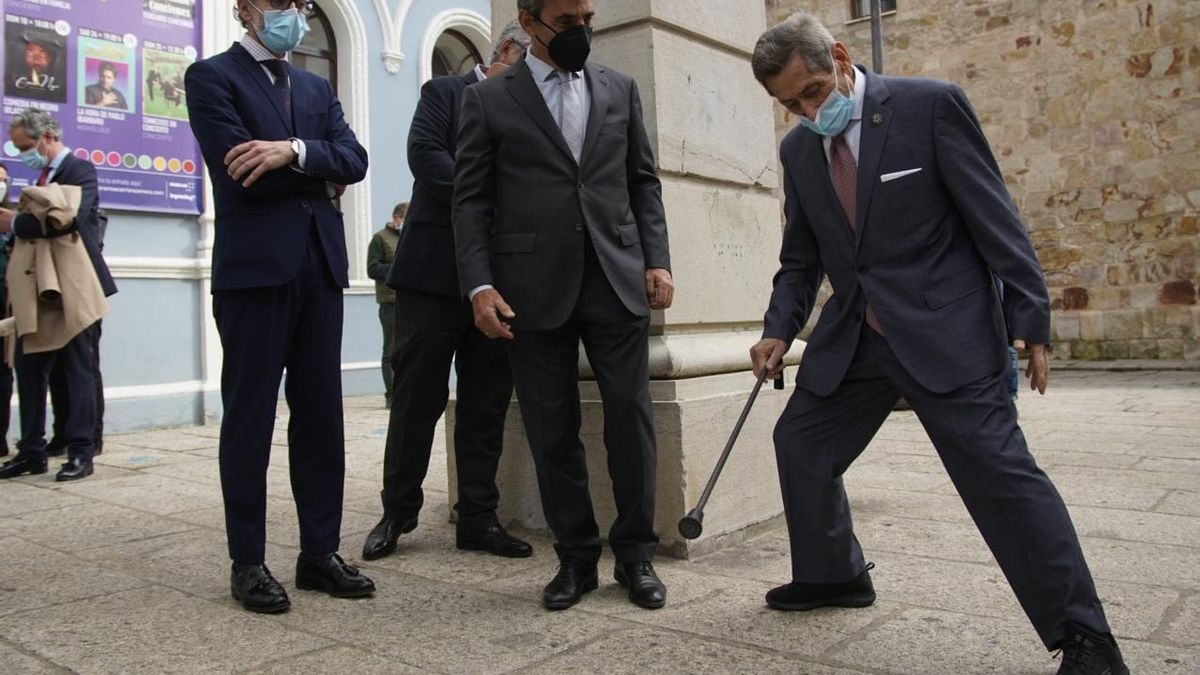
[18,139,48,171]
[0,181,7,203]
[252,4,310,54]
[799,57,854,137]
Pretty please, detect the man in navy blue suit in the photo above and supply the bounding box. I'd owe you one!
[361,21,533,562]
[0,107,116,482]
[748,13,1126,675]
[185,0,373,614]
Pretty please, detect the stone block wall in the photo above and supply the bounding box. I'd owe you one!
[765,0,1199,359]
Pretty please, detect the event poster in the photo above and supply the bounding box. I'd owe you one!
[1,0,202,214]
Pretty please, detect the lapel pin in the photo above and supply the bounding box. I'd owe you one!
[871,112,883,125]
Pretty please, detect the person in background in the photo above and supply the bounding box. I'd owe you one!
[362,21,533,563]
[366,201,406,407]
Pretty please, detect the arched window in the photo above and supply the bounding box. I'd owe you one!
[293,2,338,92]
[431,29,482,78]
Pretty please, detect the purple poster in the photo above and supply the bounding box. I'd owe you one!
[0,0,202,214]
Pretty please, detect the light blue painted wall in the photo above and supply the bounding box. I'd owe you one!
[102,278,204,387]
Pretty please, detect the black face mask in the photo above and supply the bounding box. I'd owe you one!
[535,17,592,72]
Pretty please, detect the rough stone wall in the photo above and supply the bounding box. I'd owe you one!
[764,0,1199,359]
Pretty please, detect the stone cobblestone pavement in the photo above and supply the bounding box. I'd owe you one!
[0,369,1196,673]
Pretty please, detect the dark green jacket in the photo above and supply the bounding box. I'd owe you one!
[366,225,401,303]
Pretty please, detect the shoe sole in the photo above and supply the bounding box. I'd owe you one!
[456,539,534,558]
[294,575,375,598]
[543,577,598,610]
[361,518,418,560]
[230,587,291,614]
[614,569,667,609]
[766,592,876,611]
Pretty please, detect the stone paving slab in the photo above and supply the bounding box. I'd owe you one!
[0,370,1196,673]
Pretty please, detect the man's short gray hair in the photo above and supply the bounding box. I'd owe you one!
[491,19,530,62]
[517,1,544,19]
[751,11,836,86]
[9,107,62,141]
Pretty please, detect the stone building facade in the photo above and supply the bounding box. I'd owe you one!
[765,0,1199,360]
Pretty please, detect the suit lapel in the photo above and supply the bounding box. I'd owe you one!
[229,42,293,134]
[578,63,609,164]
[505,59,575,162]
[853,69,891,249]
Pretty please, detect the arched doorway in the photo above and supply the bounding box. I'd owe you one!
[293,2,338,92]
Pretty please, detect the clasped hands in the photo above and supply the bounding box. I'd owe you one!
[225,139,296,188]
[472,267,674,340]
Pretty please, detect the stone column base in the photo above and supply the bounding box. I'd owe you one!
[447,363,799,559]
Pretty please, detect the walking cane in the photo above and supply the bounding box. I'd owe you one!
[678,368,784,539]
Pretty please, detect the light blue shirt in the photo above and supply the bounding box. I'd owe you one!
[524,49,590,140]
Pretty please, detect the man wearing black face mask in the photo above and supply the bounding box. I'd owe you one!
[454,0,673,611]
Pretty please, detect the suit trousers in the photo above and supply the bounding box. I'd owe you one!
[505,238,658,564]
[773,327,1110,649]
[15,322,99,463]
[48,319,104,452]
[214,225,345,564]
[380,289,512,526]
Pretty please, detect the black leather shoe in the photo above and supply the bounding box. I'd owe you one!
[1056,626,1130,675]
[0,456,48,479]
[766,563,876,611]
[55,458,94,482]
[295,553,375,598]
[614,561,666,609]
[361,514,418,560]
[543,559,598,610]
[44,437,66,457]
[231,563,290,614]
[457,522,533,558]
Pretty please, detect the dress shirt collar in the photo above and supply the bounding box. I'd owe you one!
[473,63,487,81]
[525,49,561,82]
[848,64,866,121]
[241,33,284,63]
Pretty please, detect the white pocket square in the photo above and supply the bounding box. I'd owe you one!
[880,168,923,183]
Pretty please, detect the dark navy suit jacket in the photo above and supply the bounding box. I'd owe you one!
[387,70,478,298]
[14,152,117,297]
[763,69,1050,395]
[184,42,367,291]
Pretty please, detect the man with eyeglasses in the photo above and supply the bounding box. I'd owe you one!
[184,0,372,614]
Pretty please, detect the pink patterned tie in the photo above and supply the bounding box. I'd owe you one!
[830,134,883,334]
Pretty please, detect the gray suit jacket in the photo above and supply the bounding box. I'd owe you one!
[764,69,1050,395]
[453,57,670,330]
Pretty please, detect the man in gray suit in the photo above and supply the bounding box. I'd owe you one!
[454,0,673,611]
[748,13,1126,675]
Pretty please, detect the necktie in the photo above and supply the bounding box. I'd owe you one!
[830,133,883,334]
[261,59,292,130]
[559,72,583,162]
[35,166,51,186]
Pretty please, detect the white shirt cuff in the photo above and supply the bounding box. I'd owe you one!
[467,284,494,300]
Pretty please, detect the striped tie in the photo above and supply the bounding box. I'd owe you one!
[559,72,583,162]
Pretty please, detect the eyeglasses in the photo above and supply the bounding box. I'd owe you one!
[266,0,315,16]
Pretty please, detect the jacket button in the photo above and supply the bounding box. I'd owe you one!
[300,199,311,209]
[574,223,583,232]
[578,183,585,190]
[857,264,870,274]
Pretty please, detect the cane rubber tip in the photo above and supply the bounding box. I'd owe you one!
[678,516,703,540]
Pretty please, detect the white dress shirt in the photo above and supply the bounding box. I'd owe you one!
[821,64,867,166]
[240,33,307,169]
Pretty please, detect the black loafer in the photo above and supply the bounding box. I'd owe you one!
[614,561,667,609]
[0,455,48,479]
[543,559,598,610]
[55,458,94,482]
[766,563,876,611]
[295,553,375,598]
[456,522,533,558]
[231,563,290,614]
[361,514,418,560]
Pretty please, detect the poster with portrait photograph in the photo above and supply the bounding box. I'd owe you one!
[0,0,202,214]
